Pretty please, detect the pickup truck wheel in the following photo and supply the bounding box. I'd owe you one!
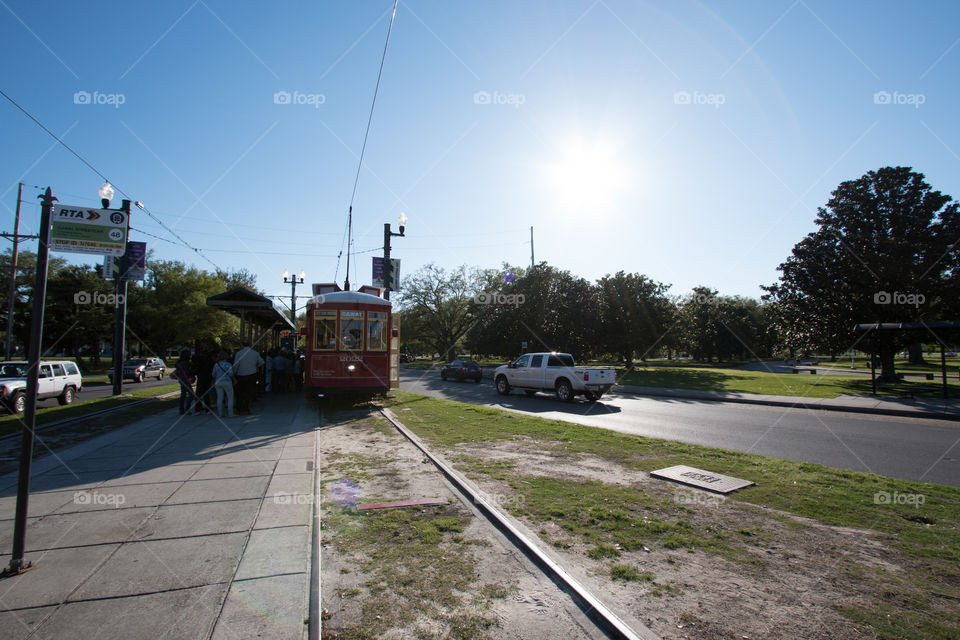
[556,379,574,403]
[58,386,75,406]
[441,372,447,381]
[583,391,599,402]
[495,376,511,395]
[135,373,143,383]
[11,391,25,414]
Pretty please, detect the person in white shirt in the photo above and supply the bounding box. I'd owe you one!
[212,350,237,417]
[233,342,264,414]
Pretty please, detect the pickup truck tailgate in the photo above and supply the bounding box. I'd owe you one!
[577,369,615,384]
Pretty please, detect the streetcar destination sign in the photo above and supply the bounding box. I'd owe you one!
[50,205,128,256]
[650,464,755,494]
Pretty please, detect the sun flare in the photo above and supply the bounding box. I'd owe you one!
[543,142,626,210]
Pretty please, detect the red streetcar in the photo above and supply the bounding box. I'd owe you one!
[303,283,398,398]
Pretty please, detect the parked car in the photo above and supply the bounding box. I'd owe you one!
[399,353,414,363]
[440,360,483,382]
[494,352,616,402]
[0,360,84,413]
[107,357,166,383]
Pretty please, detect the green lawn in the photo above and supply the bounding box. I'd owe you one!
[0,383,179,437]
[815,355,960,376]
[617,365,960,399]
[386,390,960,639]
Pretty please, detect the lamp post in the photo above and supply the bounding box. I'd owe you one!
[101,183,132,397]
[283,270,304,323]
[382,212,407,301]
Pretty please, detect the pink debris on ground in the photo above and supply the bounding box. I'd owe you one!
[356,497,448,511]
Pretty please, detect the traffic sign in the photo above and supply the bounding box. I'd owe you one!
[50,205,127,256]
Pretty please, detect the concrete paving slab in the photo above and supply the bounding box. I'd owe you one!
[0,490,78,520]
[204,448,283,464]
[52,457,140,474]
[30,583,226,640]
[0,507,154,552]
[166,476,270,505]
[0,543,118,609]
[134,499,260,540]
[279,446,314,460]
[189,460,275,480]
[54,483,181,515]
[72,533,246,600]
[99,464,200,487]
[211,573,308,640]
[254,497,312,530]
[274,458,313,475]
[4,471,103,495]
[264,473,312,497]
[234,526,309,581]
[0,604,55,640]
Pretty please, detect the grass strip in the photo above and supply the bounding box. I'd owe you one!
[386,390,960,639]
[0,384,180,437]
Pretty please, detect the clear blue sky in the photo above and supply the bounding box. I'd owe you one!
[2,0,958,313]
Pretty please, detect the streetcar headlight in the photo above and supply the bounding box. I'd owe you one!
[347,365,356,373]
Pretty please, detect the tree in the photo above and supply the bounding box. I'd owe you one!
[126,259,238,356]
[0,249,69,354]
[395,264,483,361]
[596,271,671,366]
[45,264,116,364]
[466,263,601,360]
[764,167,960,380]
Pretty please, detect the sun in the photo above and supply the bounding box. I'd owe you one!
[543,141,626,210]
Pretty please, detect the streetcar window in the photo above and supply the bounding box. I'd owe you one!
[314,311,337,351]
[340,310,364,350]
[367,312,387,351]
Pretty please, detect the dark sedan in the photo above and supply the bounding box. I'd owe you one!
[107,357,166,383]
[440,360,483,382]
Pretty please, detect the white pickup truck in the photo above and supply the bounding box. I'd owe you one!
[493,352,616,402]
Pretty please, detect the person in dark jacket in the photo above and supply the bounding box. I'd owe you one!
[173,350,195,415]
[193,350,214,414]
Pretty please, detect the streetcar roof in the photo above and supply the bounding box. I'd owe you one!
[308,291,391,307]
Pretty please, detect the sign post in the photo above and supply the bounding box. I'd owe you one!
[110,203,132,396]
[2,187,56,577]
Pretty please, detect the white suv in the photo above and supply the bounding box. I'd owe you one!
[0,360,84,413]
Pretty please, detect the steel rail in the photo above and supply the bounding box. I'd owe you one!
[373,403,659,640]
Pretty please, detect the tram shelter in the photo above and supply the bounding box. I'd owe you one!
[206,287,295,349]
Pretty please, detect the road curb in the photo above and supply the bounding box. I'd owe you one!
[614,386,960,422]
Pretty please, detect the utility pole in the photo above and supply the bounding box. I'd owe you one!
[5,183,23,360]
[283,271,305,323]
[382,212,407,301]
[530,226,534,268]
[3,187,55,577]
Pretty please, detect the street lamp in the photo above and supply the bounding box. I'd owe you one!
[99,182,114,209]
[283,270,305,323]
[382,212,407,301]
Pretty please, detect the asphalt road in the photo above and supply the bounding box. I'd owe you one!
[399,369,960,488]
[30,375,173,410]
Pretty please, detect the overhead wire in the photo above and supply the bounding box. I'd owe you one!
[341,0,400,288]
[0,87,222,272]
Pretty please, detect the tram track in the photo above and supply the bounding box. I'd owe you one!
[368,401,659,640]
[0,391,179,445]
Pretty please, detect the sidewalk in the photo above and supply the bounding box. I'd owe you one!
[0,394,317,640]
[615,384,960,421]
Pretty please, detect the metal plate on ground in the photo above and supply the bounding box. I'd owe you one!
[650,465,755,494]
